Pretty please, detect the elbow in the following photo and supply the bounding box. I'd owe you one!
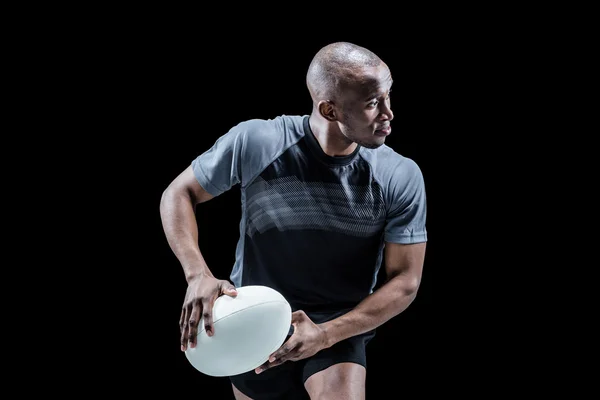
[393,275,421,298]
[160,184,197,218]
[406,276,421,295]
[159,187,169,210]
[396,278,420,311]
[160,185,176,215]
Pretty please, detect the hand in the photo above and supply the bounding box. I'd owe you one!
[255,310,327,374]
[180,274,237,351]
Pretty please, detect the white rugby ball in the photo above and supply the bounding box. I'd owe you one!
[185,285,292,377]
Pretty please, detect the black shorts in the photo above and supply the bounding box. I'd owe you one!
[229,309,376,400]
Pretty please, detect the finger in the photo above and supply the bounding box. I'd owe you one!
[202,300,215,337]
[187,301,202,348]
[255,354,291,374]
[179,308,185,351]
[179,307,185,334]
[291,310,306,323]
[180,306,189,351]
[221,281,238,297]
[267,339,298,366]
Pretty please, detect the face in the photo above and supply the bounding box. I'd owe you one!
[335,63,394,149]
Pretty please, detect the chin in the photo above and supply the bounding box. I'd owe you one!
[359,139,385,149]
[345,132,385,149]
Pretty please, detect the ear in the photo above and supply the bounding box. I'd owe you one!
[318,100,337,121]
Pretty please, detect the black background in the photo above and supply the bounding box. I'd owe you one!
[59,17,523,397]
[10,4,584,396]
[131,35,477,397]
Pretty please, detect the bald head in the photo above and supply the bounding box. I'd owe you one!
[306,42,383,103]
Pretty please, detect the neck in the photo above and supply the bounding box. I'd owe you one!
[308,112,358,157]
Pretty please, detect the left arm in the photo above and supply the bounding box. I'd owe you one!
[319,241,426,347]
[319,155,428,345]
[256,241,426,373]
[257,157,428,373]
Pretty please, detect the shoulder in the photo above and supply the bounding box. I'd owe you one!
[229,114,307,147]
[230,115,307,169]
[359,144,424,187]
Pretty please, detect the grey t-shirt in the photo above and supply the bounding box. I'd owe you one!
[192,114,427,311]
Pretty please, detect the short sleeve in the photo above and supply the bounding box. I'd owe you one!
[192,123,246,197]
[191,118,291,197]
[384,158,428,244]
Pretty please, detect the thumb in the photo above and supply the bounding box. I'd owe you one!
[222,282,238,296]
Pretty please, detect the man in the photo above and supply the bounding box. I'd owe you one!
[160,41,427,399]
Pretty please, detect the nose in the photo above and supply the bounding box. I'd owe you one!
[379,101,393,122]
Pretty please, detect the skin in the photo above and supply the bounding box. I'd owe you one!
[309,63,395,155]
[159,44,426,400]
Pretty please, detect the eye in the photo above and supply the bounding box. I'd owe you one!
[368,100,379,107]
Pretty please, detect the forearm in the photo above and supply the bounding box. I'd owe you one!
[320,275,419,347]
[159,189,213,282]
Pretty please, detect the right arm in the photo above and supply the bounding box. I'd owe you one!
[161,118,282,350]
[160,165,215,282]
[159,165,238,350]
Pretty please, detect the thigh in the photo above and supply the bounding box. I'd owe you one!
[232,383,253,400]
[301,329,375,400]
[229,361,309,400]
[304,362,366,400]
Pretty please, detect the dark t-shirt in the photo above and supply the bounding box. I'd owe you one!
[192,114,427,312]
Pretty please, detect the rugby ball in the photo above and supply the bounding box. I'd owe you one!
[185,285,292,377]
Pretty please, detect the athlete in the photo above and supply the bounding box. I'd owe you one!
[160,41,428,399]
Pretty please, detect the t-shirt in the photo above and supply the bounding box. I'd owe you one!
[192,114,427,312]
